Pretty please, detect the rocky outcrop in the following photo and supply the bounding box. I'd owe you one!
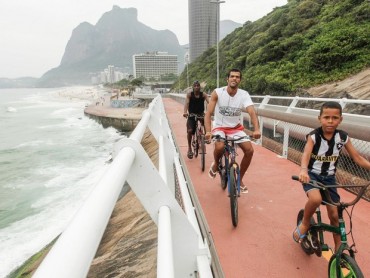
[307,68,370,100]
[297,68,370,115]
[87,130,159,277]
[37,6,186,87]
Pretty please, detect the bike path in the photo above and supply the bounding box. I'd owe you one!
[163,98,370,278]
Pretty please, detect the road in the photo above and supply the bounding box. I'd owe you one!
[164,97,370,277]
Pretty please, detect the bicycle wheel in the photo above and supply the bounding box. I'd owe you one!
[229,164,238,227]
[200,135,205,171]
[219,157,227,190]
[328,253,364,278]
[297,209,317,255]
[193,133,199,158]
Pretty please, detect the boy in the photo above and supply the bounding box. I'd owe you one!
[293,101,370,251]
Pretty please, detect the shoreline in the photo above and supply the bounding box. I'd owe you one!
[9,88,156,277]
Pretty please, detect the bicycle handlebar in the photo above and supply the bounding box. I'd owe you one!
[188,113,204,119]
[292,175,370,207]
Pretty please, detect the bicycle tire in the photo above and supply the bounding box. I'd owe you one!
[200,135,205,171]
[328,253,364,278]
[194,132,199,158]
[297,209,317,255]
[229,164,238,227]
[219,157,227,190]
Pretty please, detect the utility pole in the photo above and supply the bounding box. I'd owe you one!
[210,0,225,88]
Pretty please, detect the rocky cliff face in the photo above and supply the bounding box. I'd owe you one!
[37,6,186,87]
[87,129,159,277]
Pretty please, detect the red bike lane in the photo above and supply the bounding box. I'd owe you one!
[163,97,370,277]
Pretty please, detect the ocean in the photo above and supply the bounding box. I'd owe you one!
[0,87,125,277]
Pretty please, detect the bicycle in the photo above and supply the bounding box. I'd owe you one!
[212,134,249,227]
[292,175,370,278]
[189,113,206,171]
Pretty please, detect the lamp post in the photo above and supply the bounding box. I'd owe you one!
[210,0,225,88]
[186,50,190,89]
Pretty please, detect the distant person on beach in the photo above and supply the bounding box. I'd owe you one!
[183,80,209,159]
[292,101,370,251]
[204,68,261,193]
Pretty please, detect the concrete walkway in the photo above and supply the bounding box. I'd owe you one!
[163,97,370,278]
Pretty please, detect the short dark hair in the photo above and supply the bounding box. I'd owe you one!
[320,101,342,116]
[193,80,200,86]
[227,68,242,79]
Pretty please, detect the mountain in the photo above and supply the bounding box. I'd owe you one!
[220,20,242,40]
[180,0,370,96]
[37,6,186,87]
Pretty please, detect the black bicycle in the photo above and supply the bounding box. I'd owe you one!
[189,113,206,171]
[292,175,369,278]
[213,134,249,227]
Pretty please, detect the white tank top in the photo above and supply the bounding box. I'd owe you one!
[213,86,254,128]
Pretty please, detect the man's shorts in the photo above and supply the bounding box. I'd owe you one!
[212,128,250,144]
[303,172,340,204]
[187,116,203,135]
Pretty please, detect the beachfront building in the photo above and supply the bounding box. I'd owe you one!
[91,65,128,85]
[188,0,218,62]
[132,52,178,80]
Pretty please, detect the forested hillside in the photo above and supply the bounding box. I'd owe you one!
[178,0,370,95]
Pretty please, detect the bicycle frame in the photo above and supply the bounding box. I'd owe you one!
[293,175,370,277]
[222,142,240,195]
[310,205,356,276]
[189,114,204,143]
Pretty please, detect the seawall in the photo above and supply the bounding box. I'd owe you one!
[84,104,144,132]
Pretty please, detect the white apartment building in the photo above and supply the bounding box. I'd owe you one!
[133,52,178,80]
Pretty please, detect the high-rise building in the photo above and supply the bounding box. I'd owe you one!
[133,52,178,80]
[188,0,218,62]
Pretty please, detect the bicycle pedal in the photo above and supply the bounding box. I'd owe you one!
[307,234,318,250]
[307,233,322,257]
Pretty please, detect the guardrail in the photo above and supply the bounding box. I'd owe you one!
[34,95,214,278]
[169,93,370,199]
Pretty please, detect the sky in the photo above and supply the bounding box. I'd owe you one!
[0,0,287,79]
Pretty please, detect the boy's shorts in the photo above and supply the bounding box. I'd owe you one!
[303,172,340,204]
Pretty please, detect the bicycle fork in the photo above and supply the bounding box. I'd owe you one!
[227,163,240,196]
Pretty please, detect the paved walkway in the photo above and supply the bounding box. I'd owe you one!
[163,97,370,277]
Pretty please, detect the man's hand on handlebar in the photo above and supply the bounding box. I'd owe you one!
[205,132,212,143]
[252,130,261,140]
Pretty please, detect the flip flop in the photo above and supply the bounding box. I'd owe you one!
[240,185,248,194]
[293,221,306,243]
[208,162,217,179]
[187,151,193,159]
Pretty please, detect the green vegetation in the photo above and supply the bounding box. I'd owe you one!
[8,237,58,278]
[175,0,370,95]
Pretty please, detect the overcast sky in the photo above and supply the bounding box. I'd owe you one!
[1,0,287,79]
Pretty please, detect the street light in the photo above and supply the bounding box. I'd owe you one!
[185,48,190,89]
[210,0,225,88]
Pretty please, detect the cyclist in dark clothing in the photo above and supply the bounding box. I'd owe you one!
[183,80,209,159]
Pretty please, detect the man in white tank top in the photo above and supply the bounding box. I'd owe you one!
[205,68,261,193]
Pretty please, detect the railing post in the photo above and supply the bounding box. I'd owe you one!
[157,206,174,278]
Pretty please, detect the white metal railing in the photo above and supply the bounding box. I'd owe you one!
[34,95,212,278]
[169,92,370,187]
